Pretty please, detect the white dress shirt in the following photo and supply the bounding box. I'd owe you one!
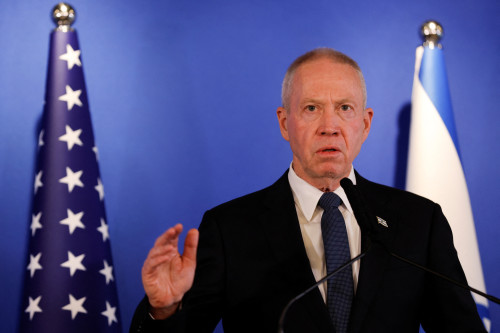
[288,165,361,303]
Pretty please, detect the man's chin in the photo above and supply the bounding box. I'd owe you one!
[294,162,350,182]
[315,164,349,179]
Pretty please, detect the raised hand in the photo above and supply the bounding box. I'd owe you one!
[141,224,199,319]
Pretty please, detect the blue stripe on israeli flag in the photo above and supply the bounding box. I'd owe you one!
[418,47,460,154]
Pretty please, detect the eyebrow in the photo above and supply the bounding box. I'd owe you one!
[300,98,323,105]
[336,98,358,106]
[299,97,359,107]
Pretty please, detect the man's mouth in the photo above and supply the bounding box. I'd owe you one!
[318,146,339,153]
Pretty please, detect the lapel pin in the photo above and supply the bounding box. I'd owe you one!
[377,216,388,228]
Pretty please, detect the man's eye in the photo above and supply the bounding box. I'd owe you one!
[341,105,352,111]
[306,105,316,111]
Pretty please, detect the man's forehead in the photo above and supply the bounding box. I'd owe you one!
[292,61,361,89]
[282,51,367,109]
[289,60,364,105]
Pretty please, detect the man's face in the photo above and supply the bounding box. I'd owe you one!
[277,58,373,189]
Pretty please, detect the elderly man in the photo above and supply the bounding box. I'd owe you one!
[130,48,485,333]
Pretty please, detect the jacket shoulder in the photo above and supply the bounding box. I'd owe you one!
[356,172,438,208]
[205,170,292,218]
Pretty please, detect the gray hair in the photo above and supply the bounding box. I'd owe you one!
[281,47,367,110]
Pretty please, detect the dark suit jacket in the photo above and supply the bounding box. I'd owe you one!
[131,171,485,333]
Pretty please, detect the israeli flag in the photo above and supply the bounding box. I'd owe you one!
[406,45,490,331]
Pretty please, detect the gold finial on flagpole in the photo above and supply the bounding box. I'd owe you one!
[52,3,75,32]
[420,20,443,49]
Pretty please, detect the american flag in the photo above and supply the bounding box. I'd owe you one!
[19,26,122,332]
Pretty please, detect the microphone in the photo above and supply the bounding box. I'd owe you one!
[339,178,375,252]
[277,250,369,333]
[339,177,500,306]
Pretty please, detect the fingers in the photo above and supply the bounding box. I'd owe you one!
[143,244,177,272]
[142,224,183,274]
[154,223,183,248]
[182,229,199,263]
[143,225,197,273]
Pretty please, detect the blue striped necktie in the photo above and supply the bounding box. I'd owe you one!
[318,192,353,333]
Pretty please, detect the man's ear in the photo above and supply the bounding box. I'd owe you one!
[362,107,374,142]
[276,107,290,141]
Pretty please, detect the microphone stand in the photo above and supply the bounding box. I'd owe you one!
[389,251,500,305]
[340,177,500,306]
[277,251,367,333]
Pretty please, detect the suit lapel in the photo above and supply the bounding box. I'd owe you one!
[258,171,334,332]
[349,172,397,333]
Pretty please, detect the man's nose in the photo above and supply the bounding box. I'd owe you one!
[318,107,340,136]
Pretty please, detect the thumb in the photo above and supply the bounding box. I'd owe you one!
[182,229,199,263]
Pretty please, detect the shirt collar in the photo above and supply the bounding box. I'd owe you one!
[288,163,356,221]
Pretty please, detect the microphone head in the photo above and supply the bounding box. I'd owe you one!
[340,177,354,190]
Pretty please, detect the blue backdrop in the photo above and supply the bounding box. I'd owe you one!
[1,0,499,332]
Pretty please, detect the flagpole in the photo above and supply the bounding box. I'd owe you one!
[420,20,442,48]
[52,2,75,31]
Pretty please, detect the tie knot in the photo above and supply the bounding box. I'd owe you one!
[318,192,342,210]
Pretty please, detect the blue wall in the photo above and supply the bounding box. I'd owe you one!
[1,0,499,332]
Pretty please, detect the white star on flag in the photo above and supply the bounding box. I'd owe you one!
[60,209,85,234]
[30,212,43,236]
[60,251,86,276]
[97,218,109,242]
[27,253,43,278]
[95,178,104,201]
[62,294,87,319]
[101,301,118,326]
[99,260,114,284]
[93,146,99,160]
[59,125,83,150]
[58,85,82,111]
[25,296,42,320]
[59,167,84,192]
[59,44,81,70]
[34,171,43,194]
[38,129,44,148]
